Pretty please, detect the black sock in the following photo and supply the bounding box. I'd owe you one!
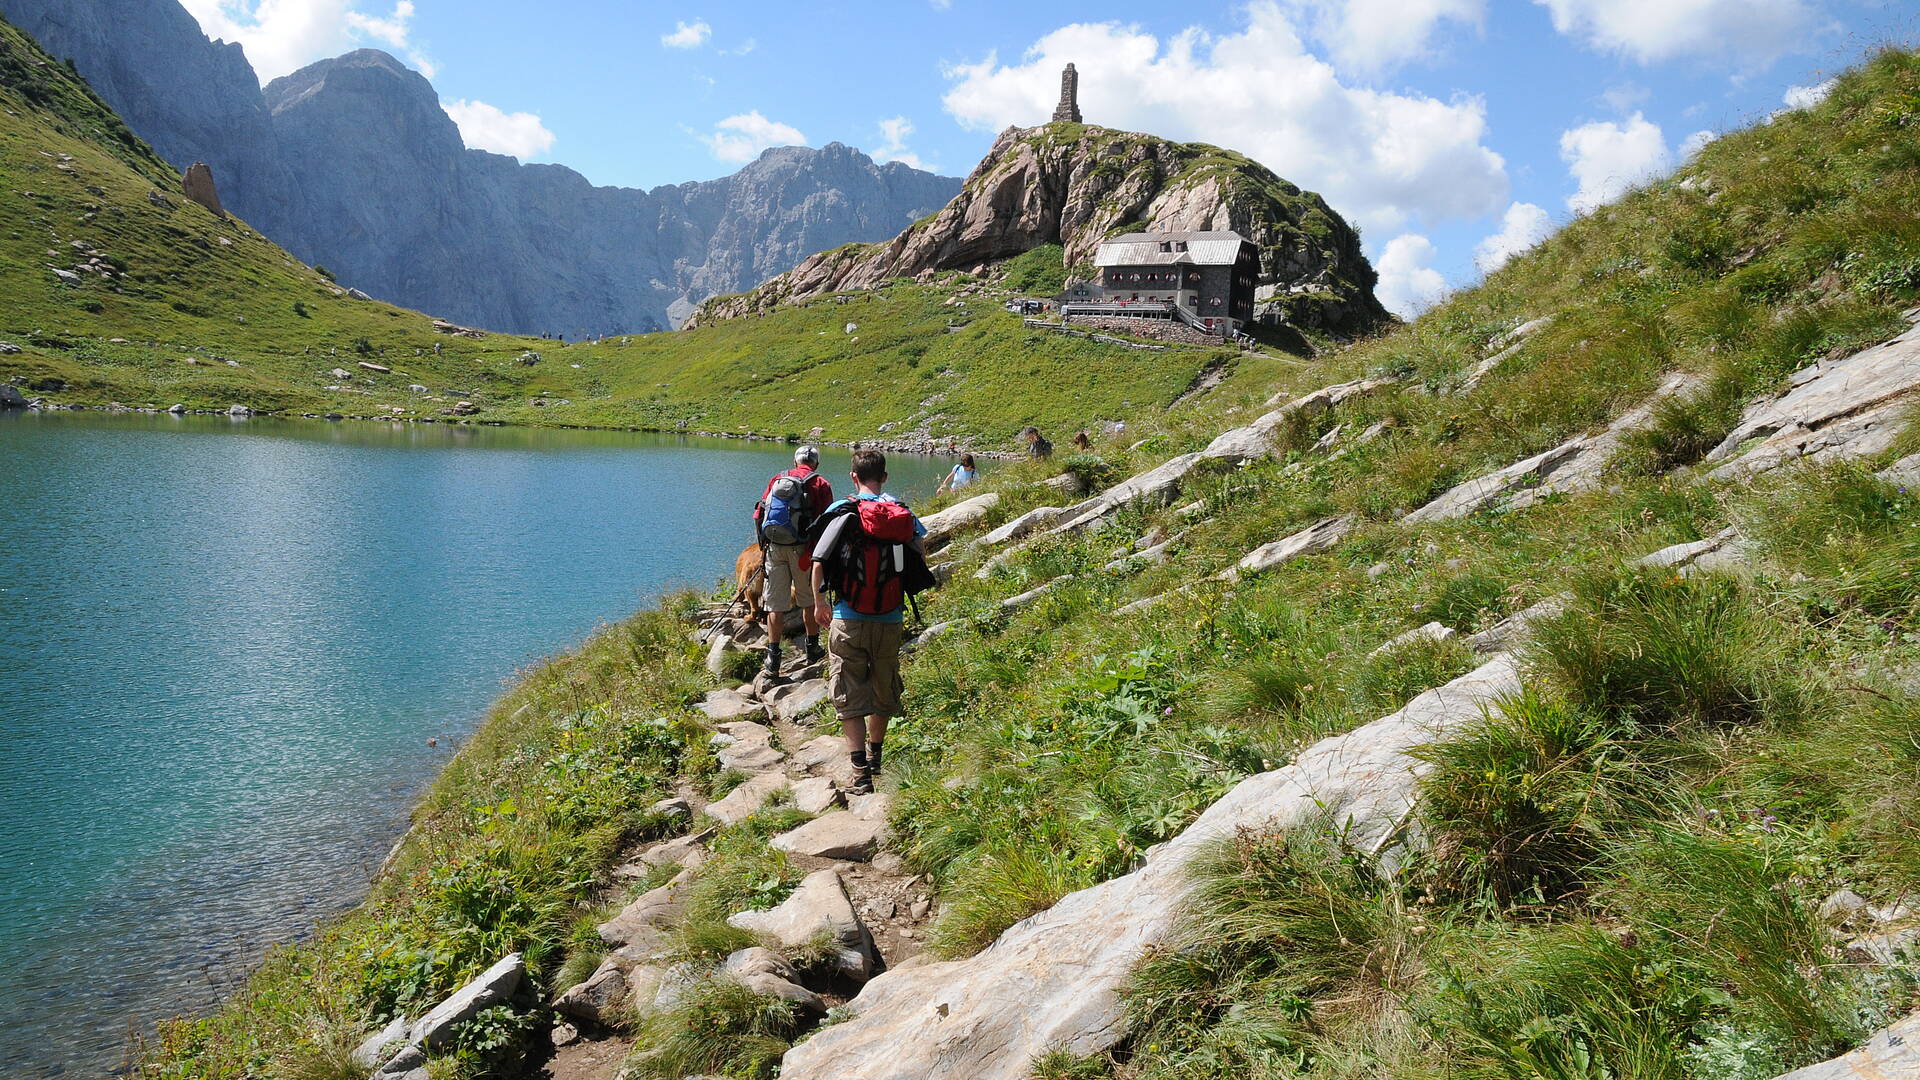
[850,749,869,770]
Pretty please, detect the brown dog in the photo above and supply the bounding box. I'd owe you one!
[733,543,766,623]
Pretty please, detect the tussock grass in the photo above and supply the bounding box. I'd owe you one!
[626,974,805,1080]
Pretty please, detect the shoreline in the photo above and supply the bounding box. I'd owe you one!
[4,399,1030,459]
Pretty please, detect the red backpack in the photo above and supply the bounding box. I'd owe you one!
[819,498,934,617]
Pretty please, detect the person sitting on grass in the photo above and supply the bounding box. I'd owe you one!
[810,449,927,795]
[1021,425,1053,460]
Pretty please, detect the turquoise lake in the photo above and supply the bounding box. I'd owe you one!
[0,411,956,1077]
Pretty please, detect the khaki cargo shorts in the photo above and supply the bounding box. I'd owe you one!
[828,617,905,719]
[761,543,813,613]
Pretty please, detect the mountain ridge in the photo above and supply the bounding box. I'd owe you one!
[0,0,961,335]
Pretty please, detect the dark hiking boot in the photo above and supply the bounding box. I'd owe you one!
[760,645,782,679]
[848,765,874,796]
[866,742,883,774]
[804,635,825,665]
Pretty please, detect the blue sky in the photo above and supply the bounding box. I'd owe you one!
[181,0,1915,314]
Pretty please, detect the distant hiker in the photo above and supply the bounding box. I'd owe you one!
[754,445,834,678]
[810,450,933,795]
[1021,426,1053,460]
[936,453,978,494]
[1072,430,1093,452]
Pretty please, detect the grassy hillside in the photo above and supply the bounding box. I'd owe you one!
[132,44,1920,1080]
[0,17,1266,449]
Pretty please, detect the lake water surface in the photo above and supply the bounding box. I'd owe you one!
[0,412,954,1077]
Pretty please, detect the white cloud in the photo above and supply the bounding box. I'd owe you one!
[180,0,435,81]
[1292,0,1485,73]
[1533,0,1817,66]
[442,98,556,160]
[870,116,933,172]
[1679,128,1716,157]
[661,19,712,49]
[719,37,757,56]
[1782,78,1836,110]
[1473,201,1552,273]
[697,111,808,163]
[1560,112,1671,214]
[1374,233,1447,318]
[940,4,1508,232]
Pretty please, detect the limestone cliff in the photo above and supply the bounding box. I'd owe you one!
[693,123,1389,335]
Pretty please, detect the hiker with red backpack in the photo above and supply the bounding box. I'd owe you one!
[809,449,936,795]
[754,445,834,679]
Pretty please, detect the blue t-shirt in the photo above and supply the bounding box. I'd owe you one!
[949,465,978,490]
[813,492,925,623]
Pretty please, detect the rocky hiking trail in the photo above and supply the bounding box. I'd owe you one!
[537,650,939,1080]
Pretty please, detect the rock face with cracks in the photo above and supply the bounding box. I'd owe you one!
[778,656,1522,1079]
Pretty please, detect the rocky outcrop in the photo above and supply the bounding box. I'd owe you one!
[0,4,959,336]
[179,161,223,216]
[779,656,1522,1079]
[695,123,1387,335]
[1707,314,1920,480]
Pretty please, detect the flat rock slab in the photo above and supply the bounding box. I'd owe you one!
[699,689,765,720]
[1369,621,1457,656]
[1710,317,1920,480]
[792,775,841,814]
[598,868,695,946]
[705,773,791,827]
[779,656,1522,1080]
[633,829,713,871]
[729,868,873,980]
[768,679,831,723]
[772,809,886,861]
[719,741,786,772]
[794,734,846,772]
[406,952,524,1051]
[1229,515,1356,578]
[976,505,1068,549]
[921,492,1001,550]
[1770,1009,1920,1079]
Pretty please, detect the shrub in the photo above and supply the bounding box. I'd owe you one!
[293,299,310,318]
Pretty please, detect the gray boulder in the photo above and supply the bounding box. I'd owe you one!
[728,869,874,981]
[597,868,695,947]
[919,492,1001,551]
[405,952,525,1050]
[0,384,26,409]
[1226,515,1356,579]
[767,678,830,723]
[771,805,888,861]
[554,960,628,1024]
[705,773,790,827]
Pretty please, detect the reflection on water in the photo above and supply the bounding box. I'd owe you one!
[0,412,953,1077]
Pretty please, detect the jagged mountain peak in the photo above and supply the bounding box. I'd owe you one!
[695,119,1388,335]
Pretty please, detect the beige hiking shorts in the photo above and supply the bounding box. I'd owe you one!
[761,543,813,614]
[828,617,905,719]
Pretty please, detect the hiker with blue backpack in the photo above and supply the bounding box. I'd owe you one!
[755,445,834,678]
[809,449,937,794]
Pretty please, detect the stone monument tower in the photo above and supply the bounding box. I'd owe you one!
[1051,63,1082,124]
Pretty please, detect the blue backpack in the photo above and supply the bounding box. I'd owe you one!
[758,474,806,546]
